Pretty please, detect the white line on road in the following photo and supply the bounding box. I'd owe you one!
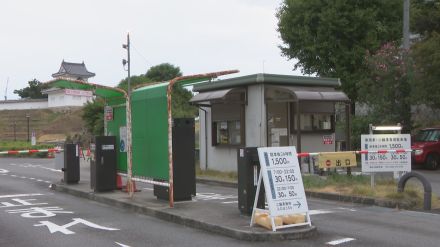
[10,174,17,177]
[143,188,153,191]
[309,209,334,215]
[29,178,36,180]
[222,201,238,204]
[20,176,27,179]
[326,238,356,245]
[115,242,131,247]
[0,193,44,198]
[37,179,43,182]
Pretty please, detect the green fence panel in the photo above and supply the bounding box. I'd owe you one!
[131,82,169,180]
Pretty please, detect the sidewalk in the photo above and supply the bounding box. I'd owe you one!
[51,162,317,241]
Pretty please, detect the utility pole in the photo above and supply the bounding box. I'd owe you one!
[122,33,134,196]
[403,0,410,49]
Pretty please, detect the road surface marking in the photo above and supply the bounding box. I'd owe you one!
[44,181,51,184]
[10,174,17,177]
[20,176,27,179]
[309,209,334,215]
[0,168,9,173]
[37,179,43,182]
[143,188,153,191]
[326,238,356,245]
[0,193,44,198]
[222,201,238,204]
[115,242,131,247]
[29,178,36,180]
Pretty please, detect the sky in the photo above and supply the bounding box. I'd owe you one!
[1,0,302,100]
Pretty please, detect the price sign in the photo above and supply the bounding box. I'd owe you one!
[257,146,309,216]
[361,134,411,172]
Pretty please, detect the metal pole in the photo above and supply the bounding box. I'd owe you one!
[369,124,375,189]
[13,121,16,141]
[403,0,410,50]
[26,115,30,142]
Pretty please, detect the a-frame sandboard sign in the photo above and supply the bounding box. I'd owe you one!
[250,146,312,231]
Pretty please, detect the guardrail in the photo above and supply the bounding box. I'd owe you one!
[0,148,63,155]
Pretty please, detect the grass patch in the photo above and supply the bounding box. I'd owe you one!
[305,173,440,210]
[196,166,237,182]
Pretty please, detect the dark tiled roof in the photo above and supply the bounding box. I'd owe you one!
[52,61,95,79]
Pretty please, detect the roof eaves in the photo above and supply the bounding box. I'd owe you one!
[193,73,341,92]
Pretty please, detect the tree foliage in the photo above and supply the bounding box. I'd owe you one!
[117,75,151,92]
[13,79,48,99]
[411,0,440,109]
[82,98,104,136]
[145,63,182,82]
[358,43,414,132]
[276,0,403,102]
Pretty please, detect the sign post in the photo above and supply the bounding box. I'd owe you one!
[251,146,311,231]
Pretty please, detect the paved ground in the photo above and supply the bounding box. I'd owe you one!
[1,157,440,246]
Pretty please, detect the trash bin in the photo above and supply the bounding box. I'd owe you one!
[237,147,265,215]
[90,136,117,192]
[63,143,80,184]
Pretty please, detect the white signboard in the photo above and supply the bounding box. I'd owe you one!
[119,126,127,152]
[257,146,309,216]
[361,134,411,172]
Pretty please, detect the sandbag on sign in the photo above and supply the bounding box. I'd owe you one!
[254,212,283,230]
[281,214,306,225]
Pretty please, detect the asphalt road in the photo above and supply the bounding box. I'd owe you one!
[1,158,440,247]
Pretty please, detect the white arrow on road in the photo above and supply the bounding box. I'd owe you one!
[115,242,131,247]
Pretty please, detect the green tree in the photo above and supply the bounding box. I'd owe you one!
[145,63,182,82]
[13,79,48,99]
[276,0,403,102]
[82,98,104,136]
[411,0,440,108]
[357,43,414,132]
[117,74,151,91]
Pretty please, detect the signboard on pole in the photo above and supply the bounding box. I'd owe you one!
[104,106,113,121]
[257,146,309,216]
[318,151,357,169]
[361,134,411,172]
[31,131,36,146]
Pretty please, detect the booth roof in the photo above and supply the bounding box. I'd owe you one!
[44,75,225,100]
[192,73,341,92]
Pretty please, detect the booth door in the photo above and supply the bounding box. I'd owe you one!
[266,102,289,147]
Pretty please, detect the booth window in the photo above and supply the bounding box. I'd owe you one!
[211,103,243,146]
[292,113,334,131]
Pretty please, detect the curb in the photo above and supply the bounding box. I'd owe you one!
[51,183,317,241]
